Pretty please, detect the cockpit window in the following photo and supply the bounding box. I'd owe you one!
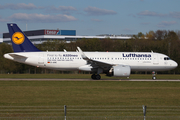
[164,57,171,60]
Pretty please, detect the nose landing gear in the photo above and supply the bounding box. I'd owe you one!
[152,71,156,80]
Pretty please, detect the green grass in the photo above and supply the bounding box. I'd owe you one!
[0,81,180,118]
[0,74,179,79]
[0,81,179,106]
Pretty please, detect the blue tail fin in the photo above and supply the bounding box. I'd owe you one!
[7,23,40,52]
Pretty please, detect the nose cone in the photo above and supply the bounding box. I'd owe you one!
[174,61,178,68]
[171,60,178,69]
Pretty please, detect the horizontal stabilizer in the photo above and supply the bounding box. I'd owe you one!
[9,53,28,59]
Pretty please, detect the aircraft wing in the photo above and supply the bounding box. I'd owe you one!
[77,47,114,70]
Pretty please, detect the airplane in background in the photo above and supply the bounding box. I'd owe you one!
[4,23,178,80]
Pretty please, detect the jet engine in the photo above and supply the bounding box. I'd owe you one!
[111,65,131,77]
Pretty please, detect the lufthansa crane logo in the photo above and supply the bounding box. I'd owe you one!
[12,32,25,45]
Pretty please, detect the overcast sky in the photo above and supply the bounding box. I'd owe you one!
[0,0,180,37]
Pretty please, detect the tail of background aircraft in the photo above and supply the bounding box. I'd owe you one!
[7,23,40,52]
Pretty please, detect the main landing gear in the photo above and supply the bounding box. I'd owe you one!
[91,74,101,80]
[152,71,156,80]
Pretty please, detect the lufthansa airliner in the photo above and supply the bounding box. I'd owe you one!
[4,23,178,80]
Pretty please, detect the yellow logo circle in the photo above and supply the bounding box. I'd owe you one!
[12,32,25,45]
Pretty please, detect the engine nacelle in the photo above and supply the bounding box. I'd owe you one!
[112,65,131,77]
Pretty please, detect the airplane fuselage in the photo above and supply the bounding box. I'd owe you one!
[4,51,177,72]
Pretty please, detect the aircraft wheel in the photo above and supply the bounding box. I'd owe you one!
[152,71,156,80]
[91,74,96,80]
[95,74,101,80]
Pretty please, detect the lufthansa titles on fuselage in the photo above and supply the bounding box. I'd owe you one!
[122,53,151,57]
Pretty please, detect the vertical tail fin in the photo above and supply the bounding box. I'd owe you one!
[7,23,40,52]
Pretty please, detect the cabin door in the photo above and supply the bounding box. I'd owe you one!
[38,54,44,64]
[153,54,159,65]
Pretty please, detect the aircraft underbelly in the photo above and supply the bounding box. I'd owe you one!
[131,65,170,71]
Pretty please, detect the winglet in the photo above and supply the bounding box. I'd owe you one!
[77,47,89,60]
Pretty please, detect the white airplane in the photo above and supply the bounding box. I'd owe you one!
[4,23,178,80]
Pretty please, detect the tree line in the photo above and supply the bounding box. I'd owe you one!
[0,30,179,74]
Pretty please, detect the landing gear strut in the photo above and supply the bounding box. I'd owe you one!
[152,71,156,80]
[91,74,101,80]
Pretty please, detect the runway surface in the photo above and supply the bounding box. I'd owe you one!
[0,78,179,81]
